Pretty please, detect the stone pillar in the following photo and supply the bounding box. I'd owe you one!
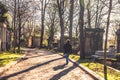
[116,29,120,53]
[0,23,7,51]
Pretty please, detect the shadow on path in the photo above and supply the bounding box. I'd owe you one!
[53,64,66,71]
[50,63,77,80]
[23,49,55,60]
[24,54,54,59]
[25,49,54,55]
[0,57,64,80]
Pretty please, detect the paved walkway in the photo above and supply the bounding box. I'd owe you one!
[0,48,97,80]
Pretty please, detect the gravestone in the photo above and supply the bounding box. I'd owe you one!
[84,28,104,55]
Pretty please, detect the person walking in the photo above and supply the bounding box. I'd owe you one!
[63,39,72,65]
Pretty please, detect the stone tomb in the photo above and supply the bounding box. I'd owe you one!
[84,28,104,56]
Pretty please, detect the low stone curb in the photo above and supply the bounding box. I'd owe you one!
[59,53,104,80]
[70,59,104,80]
[107,65,120,73]
[0,53,27,76]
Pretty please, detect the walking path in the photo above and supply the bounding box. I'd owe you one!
[0,48,102,80]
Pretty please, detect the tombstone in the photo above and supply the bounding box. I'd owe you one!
[28,36,32,47]
[33,36,40,48]
[94,45,116,58]
[108,45,116,57]
[84,28,104,56]
[116,29,120,53]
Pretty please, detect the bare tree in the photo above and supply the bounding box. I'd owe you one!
[103,0,112,79]
[79,0,85,59]
[46,1,57,49]
[8,0,37,52]
[12,0,16,52]
[17,0,21,53]
[95,0,100,28]
[57,0,65,51]
[69,0,74,42]
[39,0,49,48]
[87,0,91,28]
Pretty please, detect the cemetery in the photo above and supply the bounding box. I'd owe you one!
[0,0,120,80]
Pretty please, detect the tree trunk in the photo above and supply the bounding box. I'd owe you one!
[13,0,17,52]
[69,0,74,42]
[87,0,91,28]
[103,0,112,80]
[48,9,56,49]
[48,24,54,49]
[39,0,47,49]
[40,13,45,48]
[95,0,99,28]
[18,0,21,53]
[79,0,85,59]
[57,0,65,51]
[18,19,21,53]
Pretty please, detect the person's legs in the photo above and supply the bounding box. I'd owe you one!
[65,53,69,65]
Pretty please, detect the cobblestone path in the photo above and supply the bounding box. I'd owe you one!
[0,48,96,80]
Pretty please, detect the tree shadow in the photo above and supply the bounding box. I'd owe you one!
[25,49,54,55]
[23,49,55,60]
[50,63,77,80]
[0,57,64,80]
[53,64,66,71]
[20,54,46,61]
[23,53,55,60]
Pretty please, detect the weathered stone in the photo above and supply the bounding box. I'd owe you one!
[84,28,104,55]
[0,23,7,51]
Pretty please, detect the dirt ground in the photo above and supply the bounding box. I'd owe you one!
[0,48,96,80]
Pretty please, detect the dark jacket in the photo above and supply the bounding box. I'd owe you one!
[63,43,72,53]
